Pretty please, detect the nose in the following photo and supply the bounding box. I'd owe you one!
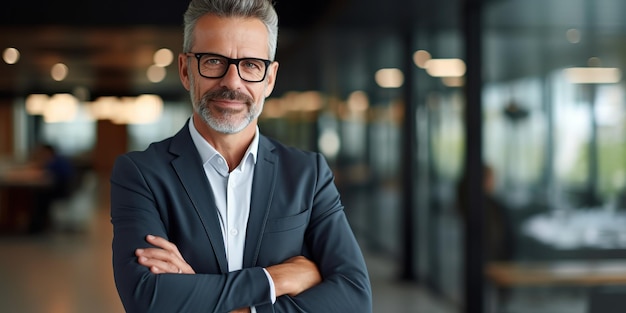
[219,63,243,88]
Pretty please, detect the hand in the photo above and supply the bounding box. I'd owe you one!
[135,234,195,274]
[266,256,322,297]
[229,308,251,313]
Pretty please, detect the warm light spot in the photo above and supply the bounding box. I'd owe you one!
[375,68,404,88]
[147,64,166,83]
[87,95,163,124]
[51,63,69,81]
[3,47,20,64]
[90,96,119,120]
[425,58,466,77]
[25,94,50,115]
[43,93,78,123]
[153,48,174,67]
[413,50,431,69]
[563,67,622,84]
[347,91,369,112]
[131,94,164,124]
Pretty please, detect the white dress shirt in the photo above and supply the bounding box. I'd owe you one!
[189,118,275,310]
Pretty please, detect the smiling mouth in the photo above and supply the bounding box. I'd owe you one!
[211,98,246,107]
[207,100,248,115]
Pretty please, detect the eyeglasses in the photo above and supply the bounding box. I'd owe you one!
[185,52,272,83]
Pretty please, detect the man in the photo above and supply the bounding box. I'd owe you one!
[110,0,372,312]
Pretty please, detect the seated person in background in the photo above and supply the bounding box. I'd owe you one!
[28,143,74,233]
[457,164,513,261]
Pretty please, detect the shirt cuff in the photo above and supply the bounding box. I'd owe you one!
[262,268,277,304]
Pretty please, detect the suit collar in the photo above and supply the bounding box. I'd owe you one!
[243,136,277,268]
[170,123,229,273]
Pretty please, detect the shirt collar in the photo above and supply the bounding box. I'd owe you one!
[188,117,259,170]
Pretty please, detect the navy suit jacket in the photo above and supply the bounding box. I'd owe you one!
[110,123,372,313]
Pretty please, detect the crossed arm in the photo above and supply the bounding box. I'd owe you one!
[136,234,322,313]
[111,150,372,312]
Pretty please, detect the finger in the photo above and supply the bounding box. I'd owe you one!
[137,253,182,274]
[136,248,177,267]
[136,252,168,269]
[145,234,175,250]
[136,247,179,264]
[137,256,165,274]
[139,236,195,274]
[146,235,184,258]
[137,248,182,271]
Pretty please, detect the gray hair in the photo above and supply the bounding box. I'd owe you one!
[182,0,279,61]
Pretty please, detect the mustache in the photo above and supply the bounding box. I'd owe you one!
[202,88,253,105]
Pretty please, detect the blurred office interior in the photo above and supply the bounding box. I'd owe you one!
[2,0,626,312]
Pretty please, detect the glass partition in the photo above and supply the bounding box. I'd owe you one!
[483,0,626,312]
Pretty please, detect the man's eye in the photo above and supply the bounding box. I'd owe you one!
[205,58,223,65]
[242,60,261,70]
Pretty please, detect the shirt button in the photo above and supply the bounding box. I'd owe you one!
[230,228,238,236]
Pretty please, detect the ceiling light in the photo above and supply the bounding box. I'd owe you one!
[43,93,79,123]
[51,63,69,81]
[413,50,431,69]
[131,94,164,124]
[153,48,174,67]
[89,96,120,120]
[147,65,166,83]
[375,68,404,88]
[563,67,622,84]
[425,58,466,77]
[25,94,49,115]
[3,47,20,64]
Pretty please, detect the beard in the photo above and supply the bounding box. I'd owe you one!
[190,84,263,134]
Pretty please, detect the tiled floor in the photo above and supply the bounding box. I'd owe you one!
[0,212,123,313]
[0,177,456,313]
[366,252,457,313]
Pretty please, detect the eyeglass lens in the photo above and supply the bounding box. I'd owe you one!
[198,54,267,82]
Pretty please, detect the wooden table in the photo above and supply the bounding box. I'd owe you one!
[485,260,626,312]
[0,168,52,233]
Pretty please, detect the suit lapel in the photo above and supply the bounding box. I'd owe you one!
[243,136,276,268]
[169,124,228,273]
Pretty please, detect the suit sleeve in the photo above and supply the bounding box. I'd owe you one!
[110,154,272,313]
[257,153,372,313]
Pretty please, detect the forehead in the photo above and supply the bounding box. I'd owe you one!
[192,14,269,58]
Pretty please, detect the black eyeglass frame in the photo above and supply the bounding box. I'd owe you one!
[184,52,272,83]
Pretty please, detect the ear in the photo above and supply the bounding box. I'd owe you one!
[178,53,191,91]
[264,61,279,98]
